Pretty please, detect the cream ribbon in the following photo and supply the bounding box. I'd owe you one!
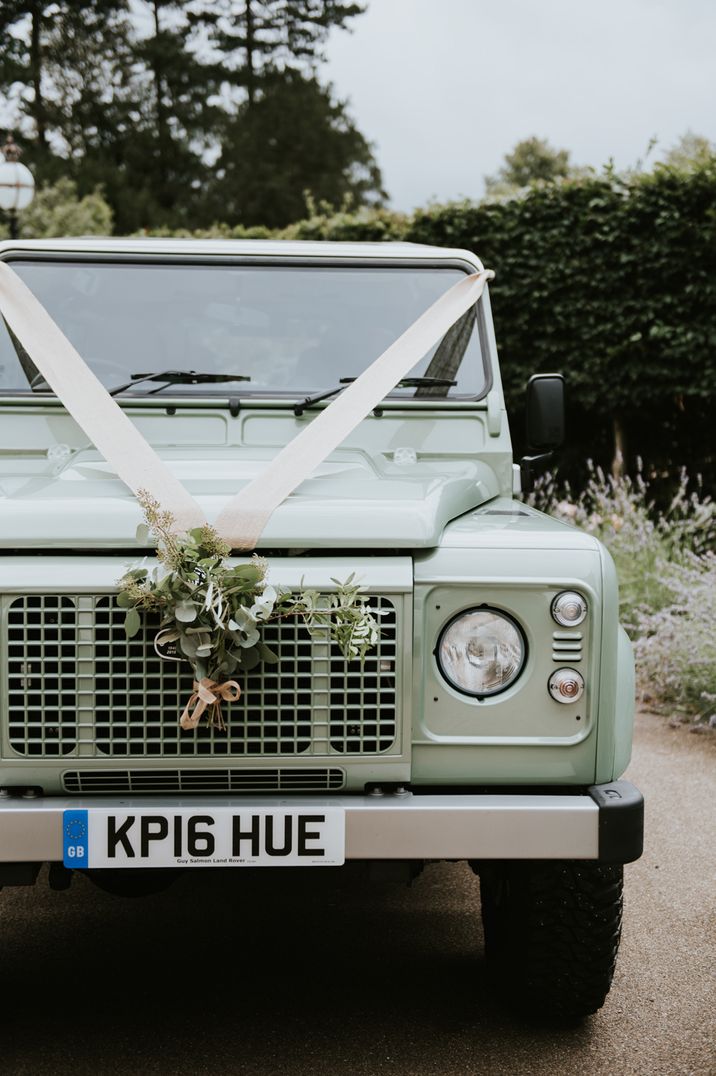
[0,261,493,549]
[179,678,241,731]
[215,270,494,548]
[0,263,205,534]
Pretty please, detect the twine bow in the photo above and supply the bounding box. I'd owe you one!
[180,678,241,731]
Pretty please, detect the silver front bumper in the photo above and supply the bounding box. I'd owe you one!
[0,791,604,862]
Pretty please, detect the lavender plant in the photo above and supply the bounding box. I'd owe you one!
[633,552,716,721]
[530,464,715,626]
[530,463,716,723]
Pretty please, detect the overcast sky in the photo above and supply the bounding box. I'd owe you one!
[324,0,716,210]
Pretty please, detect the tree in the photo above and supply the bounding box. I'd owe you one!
[0,3,129,153]
[123,1,220,223]
[0,1,59,152]
[485,136,575,195]
[0,2,220,231]
[0,0,382,232]
[0,1,135,196]
[661,131,716,172]
[199,1,364,106]
[207,69,384,228]
[6,177,113,238]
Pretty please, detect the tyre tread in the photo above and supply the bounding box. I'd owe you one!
[480,860,623,1020]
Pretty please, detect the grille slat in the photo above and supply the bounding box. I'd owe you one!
[63,767,345,794]
[6,593,398,760]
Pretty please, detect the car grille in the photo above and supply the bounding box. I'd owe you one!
[3,593,398,759]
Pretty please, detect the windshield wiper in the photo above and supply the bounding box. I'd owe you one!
[293,376,456,417]
[108,370,251,397]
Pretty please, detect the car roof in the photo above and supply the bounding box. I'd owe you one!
[0,236,484,270]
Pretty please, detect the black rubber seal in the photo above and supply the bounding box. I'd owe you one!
[588,780,644,864]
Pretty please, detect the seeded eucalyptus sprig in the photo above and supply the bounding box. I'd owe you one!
[117,492,379,726]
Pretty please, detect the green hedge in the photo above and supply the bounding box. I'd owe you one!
[406,168,716,487]
[147,164,716,490]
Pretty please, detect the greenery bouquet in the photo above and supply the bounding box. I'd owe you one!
[118,492,379,731]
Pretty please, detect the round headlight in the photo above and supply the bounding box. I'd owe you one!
[548,668,585,703]
[551,591,588,627]
[437,608,526,697]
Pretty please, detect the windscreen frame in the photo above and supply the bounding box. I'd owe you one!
[0,253,494,404]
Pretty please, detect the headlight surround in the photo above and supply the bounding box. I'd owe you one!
[436,607,527,698]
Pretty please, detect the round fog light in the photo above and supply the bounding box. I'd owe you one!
[552,591,587,627]
[548,668,584,704]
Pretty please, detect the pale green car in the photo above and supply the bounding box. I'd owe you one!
[0,238,642,1020]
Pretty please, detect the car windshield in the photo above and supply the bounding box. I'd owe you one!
[0,259,488,399]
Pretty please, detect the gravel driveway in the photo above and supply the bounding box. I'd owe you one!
[2,711,714,1075]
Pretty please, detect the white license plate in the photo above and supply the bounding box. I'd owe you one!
[63,807,345,868]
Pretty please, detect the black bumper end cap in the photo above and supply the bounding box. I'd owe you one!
[588,780,644,864]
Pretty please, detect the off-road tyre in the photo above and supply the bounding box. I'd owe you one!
[478,860,623,1021]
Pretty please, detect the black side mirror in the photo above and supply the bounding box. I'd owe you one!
[526,373,565,450]
[520,373,565,492]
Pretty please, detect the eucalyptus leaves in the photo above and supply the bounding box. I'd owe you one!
[117,492,379,730]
